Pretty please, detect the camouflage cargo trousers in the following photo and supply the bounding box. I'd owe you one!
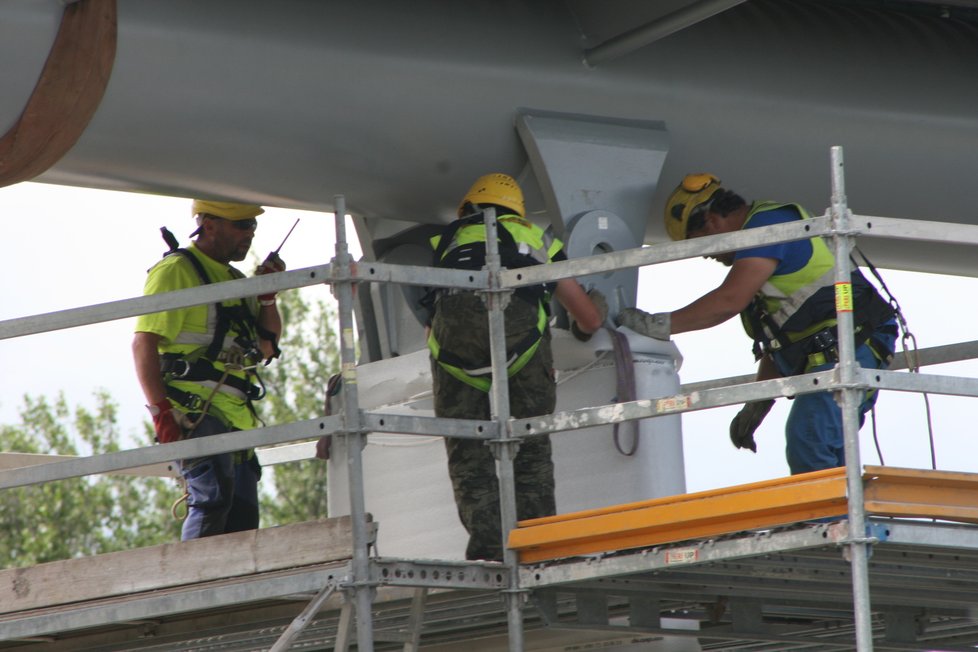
[430,292,557,561]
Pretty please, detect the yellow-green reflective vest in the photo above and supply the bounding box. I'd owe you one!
[739,201,843,348]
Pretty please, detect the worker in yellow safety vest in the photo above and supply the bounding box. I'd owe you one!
[618,174,897,474]
[133,200,285,540]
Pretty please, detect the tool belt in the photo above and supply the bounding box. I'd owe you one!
[161,354,265,401]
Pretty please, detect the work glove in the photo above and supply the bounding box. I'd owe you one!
[616,308,671,341]
[256,252,286,302]
[729,399,775,453]
[571,288,609,342]
[149,399,189,444]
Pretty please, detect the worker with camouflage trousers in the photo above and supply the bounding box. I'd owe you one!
[426,173,606,561]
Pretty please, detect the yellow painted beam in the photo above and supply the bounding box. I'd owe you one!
[510,466,978,564]
[863,465,978,524]
[509,468,849,564]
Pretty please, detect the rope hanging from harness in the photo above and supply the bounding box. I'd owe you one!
[851,246,937,469]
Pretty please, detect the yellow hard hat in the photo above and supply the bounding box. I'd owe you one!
[458,173,525,218]
[191,199,264,221]
[664,173,721,241]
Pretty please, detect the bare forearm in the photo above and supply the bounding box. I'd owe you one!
[756,354,781,381]
[669,287,745,334]
[258,303,283,360]
[555,278,603,334]
[132,332,167,404]
[259,303,282,339]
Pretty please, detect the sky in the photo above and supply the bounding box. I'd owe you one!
[1,181,976,493]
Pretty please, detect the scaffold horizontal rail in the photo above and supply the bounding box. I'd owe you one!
[510,466,978,563]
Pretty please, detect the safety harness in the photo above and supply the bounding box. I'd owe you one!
[423,212,555,392]
[738,204,897,375]
[744,271,895,374]
[158,228,275,415]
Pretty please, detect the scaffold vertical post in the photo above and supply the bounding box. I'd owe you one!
[481,208,525,652]
[829,147,874,652]
[334,194,376,651]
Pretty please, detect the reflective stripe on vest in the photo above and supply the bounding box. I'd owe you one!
[429,214,562,266]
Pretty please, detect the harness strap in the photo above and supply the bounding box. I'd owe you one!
[428,299,548,392]
[164,247,267,361]
[431,212,522,267]
[161,354,265,400]
[424,211,553,317]
[800,321,898,372]
[165,385,205,412]
[745,299,794,359]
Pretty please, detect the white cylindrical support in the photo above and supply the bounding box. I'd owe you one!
[552,329,686,507]
[829,147,875,652]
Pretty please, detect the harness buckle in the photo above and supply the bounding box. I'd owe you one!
[182,393,204,411]
[162,358,193,379]
[811,327,837,353]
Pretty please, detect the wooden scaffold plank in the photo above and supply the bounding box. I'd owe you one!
[0,517,358,615]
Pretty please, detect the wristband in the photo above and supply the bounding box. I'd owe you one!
[259,297,277,306]
[146,399,171,417]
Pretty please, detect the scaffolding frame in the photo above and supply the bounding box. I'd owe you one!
[3,147,978,650]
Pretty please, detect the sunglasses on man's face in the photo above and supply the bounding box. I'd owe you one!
[216,217,258,231]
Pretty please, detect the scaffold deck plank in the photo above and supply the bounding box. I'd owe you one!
[0,517,359,615]
[510,466,978,563]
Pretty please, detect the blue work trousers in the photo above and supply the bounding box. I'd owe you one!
[776,328,897,475]
[178,414,261,540]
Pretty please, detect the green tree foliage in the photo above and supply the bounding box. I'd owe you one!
[255,288,340,526]
[0,392,181,568]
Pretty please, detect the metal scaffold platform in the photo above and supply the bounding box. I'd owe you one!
[4,512,978,650]
[3,148,978,651]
